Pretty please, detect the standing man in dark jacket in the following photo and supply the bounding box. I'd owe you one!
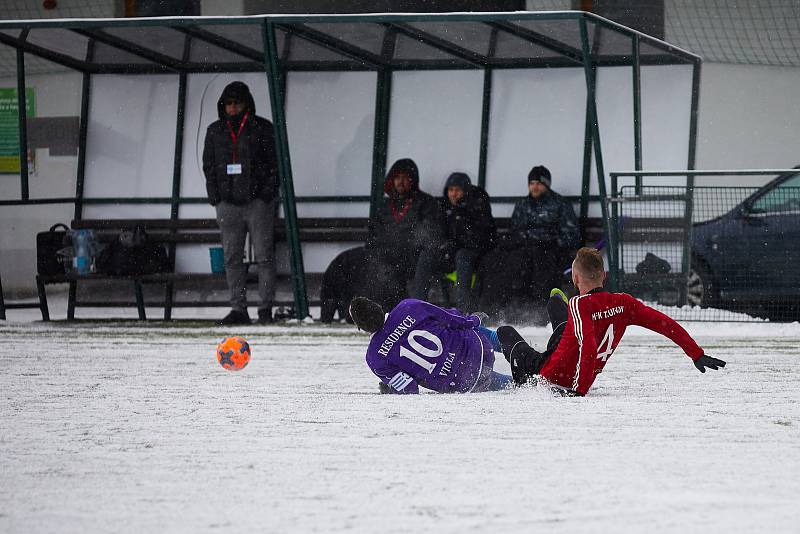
[365,158,444,303]
[413,172,496,311]
[203,81,278,325]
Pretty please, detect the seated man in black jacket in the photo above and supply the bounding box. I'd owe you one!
[479,165,580,319]
[413,172,496,311]
[365,158,444,302]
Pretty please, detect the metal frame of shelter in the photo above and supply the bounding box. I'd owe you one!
[0,11,701,320]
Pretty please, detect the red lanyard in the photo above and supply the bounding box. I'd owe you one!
[391,197,413,223]
[225,111,249,163]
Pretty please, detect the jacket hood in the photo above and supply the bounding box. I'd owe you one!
[383,158,420,196]
[441,172,472,197]
[217,81,256,119]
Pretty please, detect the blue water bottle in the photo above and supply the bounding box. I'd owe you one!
[72,230,93,275]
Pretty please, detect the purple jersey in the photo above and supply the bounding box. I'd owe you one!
[365,299,495,394]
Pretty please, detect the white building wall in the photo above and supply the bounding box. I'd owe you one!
[695,62,800,184]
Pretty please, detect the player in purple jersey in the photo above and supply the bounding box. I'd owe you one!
[349,297,513,394]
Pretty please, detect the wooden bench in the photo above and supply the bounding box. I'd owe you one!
[35,215,606,321]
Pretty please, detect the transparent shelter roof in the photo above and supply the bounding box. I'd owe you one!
[0,12,699,77]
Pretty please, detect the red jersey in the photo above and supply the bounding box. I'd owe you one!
[539,289,704,395]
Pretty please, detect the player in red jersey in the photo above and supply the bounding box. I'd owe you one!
[496,247,726,396]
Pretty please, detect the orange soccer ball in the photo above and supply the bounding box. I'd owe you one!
[216,336,251,371]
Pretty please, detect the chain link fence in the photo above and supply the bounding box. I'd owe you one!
[609,170,800,322]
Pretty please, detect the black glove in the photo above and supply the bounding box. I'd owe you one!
[378,382,392,394]
[693,355,726,373]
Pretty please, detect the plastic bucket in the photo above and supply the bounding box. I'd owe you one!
[209,247,225,273]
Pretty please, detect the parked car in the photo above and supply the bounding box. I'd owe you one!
[689,166,800,320]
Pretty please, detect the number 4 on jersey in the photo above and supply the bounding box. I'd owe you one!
[597,324,615,361]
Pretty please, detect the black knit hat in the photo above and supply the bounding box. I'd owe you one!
[528,165,552,188]
[445,172,471,190]
[349,297,385,333]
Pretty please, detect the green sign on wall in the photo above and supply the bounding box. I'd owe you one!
[0,88,35,174]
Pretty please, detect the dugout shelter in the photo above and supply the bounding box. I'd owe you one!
[0,11,700,319]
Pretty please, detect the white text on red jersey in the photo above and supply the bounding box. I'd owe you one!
[592,306,624,321]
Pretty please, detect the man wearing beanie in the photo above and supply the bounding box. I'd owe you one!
[365,158,445,304]
[481,165,580,319]
[203,81,278,325]
[413,171,496,311]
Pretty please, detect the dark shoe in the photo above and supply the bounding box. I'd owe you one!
[496,326,543,386]
[257,308,273,324]
[273,306,295,321]
[219,309,250,325]
[509,342,545,386]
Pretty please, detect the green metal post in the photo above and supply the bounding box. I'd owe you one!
[632,35,642,194]
[74,73,91,220]
[579,67,595,228]
[687,60,701,174]
[609,172,620,289]
[164,70,187,320]
[16,46,29,201]
[477,67,492,190]
[263,20,308,319]
[478,27,497,191]
[579,17,612,288]
[171,36,190,223]
[0,270,6,320]
[74,40,94,220]
[678,59,702,304]
[370,68,392,220]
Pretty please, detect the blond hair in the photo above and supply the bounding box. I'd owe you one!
[573,247,604,280]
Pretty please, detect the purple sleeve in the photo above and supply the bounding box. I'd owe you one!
[413,300,480,330]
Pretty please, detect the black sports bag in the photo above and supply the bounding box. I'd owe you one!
[36,223,70,276]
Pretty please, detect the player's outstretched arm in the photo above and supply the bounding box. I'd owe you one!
[416,300,480,330]
[628,297,705,360]
[693,355,726,373]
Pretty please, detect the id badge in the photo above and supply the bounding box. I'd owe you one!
[227,163,242,175]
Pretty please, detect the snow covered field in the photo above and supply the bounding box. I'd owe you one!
[1,308,799,533]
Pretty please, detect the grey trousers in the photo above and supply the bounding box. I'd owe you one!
[215,198,276,313]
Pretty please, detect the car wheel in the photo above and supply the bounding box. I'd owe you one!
[687,261,714,307]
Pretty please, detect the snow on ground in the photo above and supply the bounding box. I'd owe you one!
[1,300,799,533]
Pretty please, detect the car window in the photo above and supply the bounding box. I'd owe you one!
[750,173,800,214]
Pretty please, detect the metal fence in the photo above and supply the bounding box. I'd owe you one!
[608,169,800,322]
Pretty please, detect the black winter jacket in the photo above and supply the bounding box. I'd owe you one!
[510,190,580,249]
[202,82,278,206]
[366,159,444,257]
[439,184,496,255]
